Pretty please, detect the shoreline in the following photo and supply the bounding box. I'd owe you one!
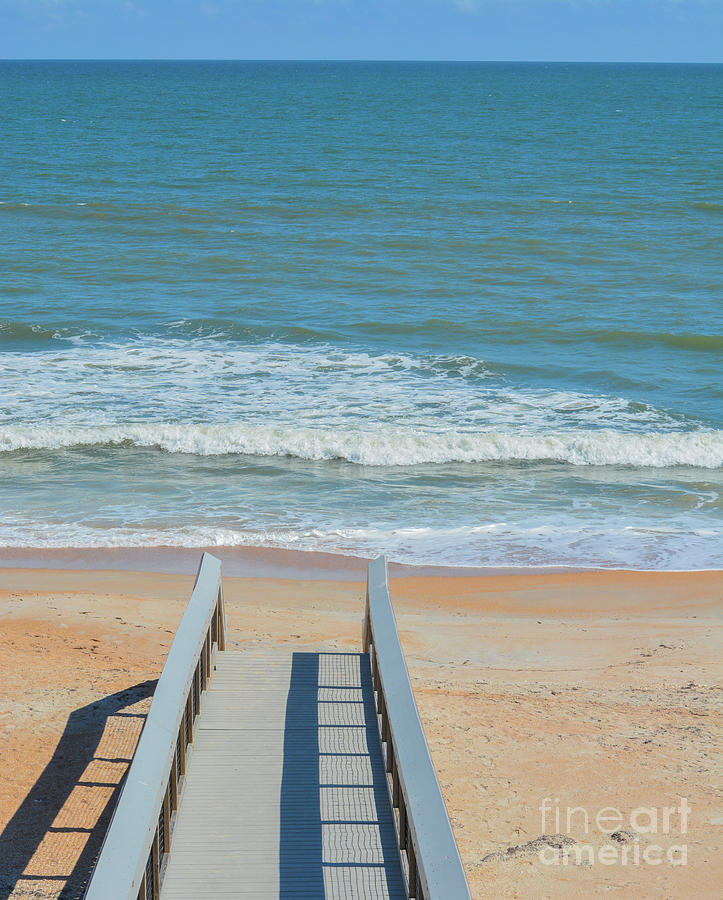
[0,544,597,580]
[0,544,719,580]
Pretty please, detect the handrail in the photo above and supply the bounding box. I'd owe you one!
[84,552,226,900]
[363,555,471,900]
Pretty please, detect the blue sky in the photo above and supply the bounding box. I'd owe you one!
[1,0,721,62]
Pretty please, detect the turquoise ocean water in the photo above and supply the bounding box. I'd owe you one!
[1,61,721,568]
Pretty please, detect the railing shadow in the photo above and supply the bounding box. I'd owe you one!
[279,651,324,896]
[279,651,404,898]
[0,679,157,900]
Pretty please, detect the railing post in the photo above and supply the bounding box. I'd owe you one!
[151,832,159,899]
[193,662,201,712]
[170,750,179,809]
[408,840,417,899]
[180,708,188,768]
[186,692,193,745]
[381,693,390,744]
[217,587,226,651]
[162,785,170,857]
[362,591,371,653]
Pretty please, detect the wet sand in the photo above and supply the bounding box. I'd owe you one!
[0,554,721,898]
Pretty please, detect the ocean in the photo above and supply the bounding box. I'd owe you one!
[1,61,721,569]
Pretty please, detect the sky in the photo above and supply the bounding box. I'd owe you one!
[1,0,721,62]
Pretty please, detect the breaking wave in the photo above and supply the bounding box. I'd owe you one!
[1,423,721,468]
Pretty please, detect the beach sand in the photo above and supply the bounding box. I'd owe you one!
[0,553,720,898]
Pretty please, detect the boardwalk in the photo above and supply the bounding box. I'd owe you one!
[83,555,470,900]
[160,649,406,900]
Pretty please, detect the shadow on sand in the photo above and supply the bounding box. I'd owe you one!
[0,679,156,900]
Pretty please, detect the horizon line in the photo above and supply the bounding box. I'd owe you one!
[1,57,721,65]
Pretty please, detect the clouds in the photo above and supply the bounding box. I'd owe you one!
[448,0,481,13]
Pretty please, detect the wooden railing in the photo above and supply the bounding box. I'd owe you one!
[363,555,471,900]
[84,552,226,900]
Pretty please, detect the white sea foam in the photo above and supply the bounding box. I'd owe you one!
[0,337,693,434]
[0,517,718,570]
[1,422,721,467]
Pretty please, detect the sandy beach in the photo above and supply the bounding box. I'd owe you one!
[0,551,720,899]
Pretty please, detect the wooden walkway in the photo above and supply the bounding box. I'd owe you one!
[160,649,407,899]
